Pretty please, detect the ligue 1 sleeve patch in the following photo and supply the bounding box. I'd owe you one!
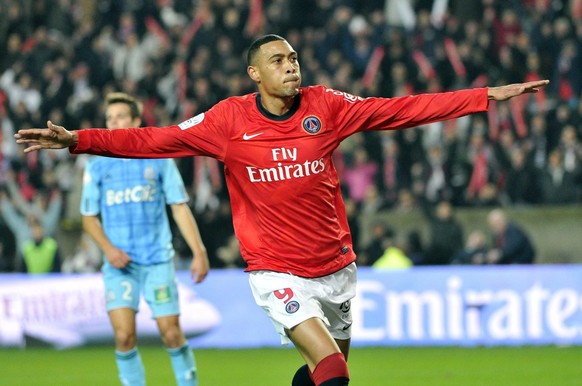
[154,286,171,303]
[302,116,322,134]
[178,113,205,130]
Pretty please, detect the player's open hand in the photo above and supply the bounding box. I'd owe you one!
[487,80,550,101]
[14,121,76,153]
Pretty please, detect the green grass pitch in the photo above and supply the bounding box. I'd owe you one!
[1,345,581,385]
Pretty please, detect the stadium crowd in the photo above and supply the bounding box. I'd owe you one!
[1,0,581,272]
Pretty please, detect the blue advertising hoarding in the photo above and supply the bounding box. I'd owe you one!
[351,265,582,347]
[1,265,581,349]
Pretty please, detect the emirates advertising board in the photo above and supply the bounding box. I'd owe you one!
[1,266,581,349]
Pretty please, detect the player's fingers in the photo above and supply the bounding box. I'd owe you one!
[15,137,35,144]
[15,134,39,142]
[23,144,42,153]
[16,128,46,136]
[48,121,65,133]
[192,270,207,283]
[526,80,549,91]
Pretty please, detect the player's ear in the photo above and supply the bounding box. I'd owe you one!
[247,65,260,83]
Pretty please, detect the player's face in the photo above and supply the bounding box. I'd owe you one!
[249,40,301,98]
[105,103,141,130]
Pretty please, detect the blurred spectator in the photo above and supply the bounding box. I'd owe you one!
[358,221,390,266]
[360,184,389,216]
[559,124,582,176]
[486,208,535,264]
[112,32,150,83]
[393,188,419,213]
[422,144,453,203]
[344,197,361,254]
[380,133,407,206]
[384,0,415,31]
[0,33,24,73]
[492,8,522,55]
[343,145,379,204]
[501,146,540,205]
[465,129,501,206]
[526,112,550,170]
[418,199,464,265]
[539,148,578,204]
[0,218,17,272]
[552,38,581,105]
[20,218,61,274]
[401,229,424,266]
[371,227,412,269]
[547,103,575,151]
[191,156,222,214]
[0,165,64,272]
[2,168,63,237]
[372,245,412,269]
[0,71,41,115]
[451,229,488,265]
[531,19,558,81]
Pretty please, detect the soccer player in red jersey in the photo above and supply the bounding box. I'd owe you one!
[16,34,548,386]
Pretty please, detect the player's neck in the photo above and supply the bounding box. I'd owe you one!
[258,93,296,116]
[256,93,300,120]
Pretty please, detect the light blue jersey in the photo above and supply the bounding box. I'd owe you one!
[81,157,189,265]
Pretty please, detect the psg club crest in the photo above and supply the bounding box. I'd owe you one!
[286,300,300,314]
[302,116,321,134]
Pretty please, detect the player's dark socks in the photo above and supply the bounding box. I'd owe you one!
[319,378,349,386]
[310,352,350,386]
[292,364,315,386]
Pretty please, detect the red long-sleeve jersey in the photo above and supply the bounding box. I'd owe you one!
[72,86,488,277]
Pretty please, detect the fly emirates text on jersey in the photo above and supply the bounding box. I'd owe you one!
[246,147,326,183]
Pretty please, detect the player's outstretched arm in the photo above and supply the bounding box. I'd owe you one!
[14,121,78,153]
[487,79,549,101]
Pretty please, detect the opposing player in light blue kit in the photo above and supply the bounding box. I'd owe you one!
[80,92,209,386]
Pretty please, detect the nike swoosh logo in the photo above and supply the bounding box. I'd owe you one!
[243,132,264,140]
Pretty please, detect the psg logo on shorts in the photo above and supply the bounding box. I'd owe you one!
[286,300,300,314]
[302,116,321,134]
